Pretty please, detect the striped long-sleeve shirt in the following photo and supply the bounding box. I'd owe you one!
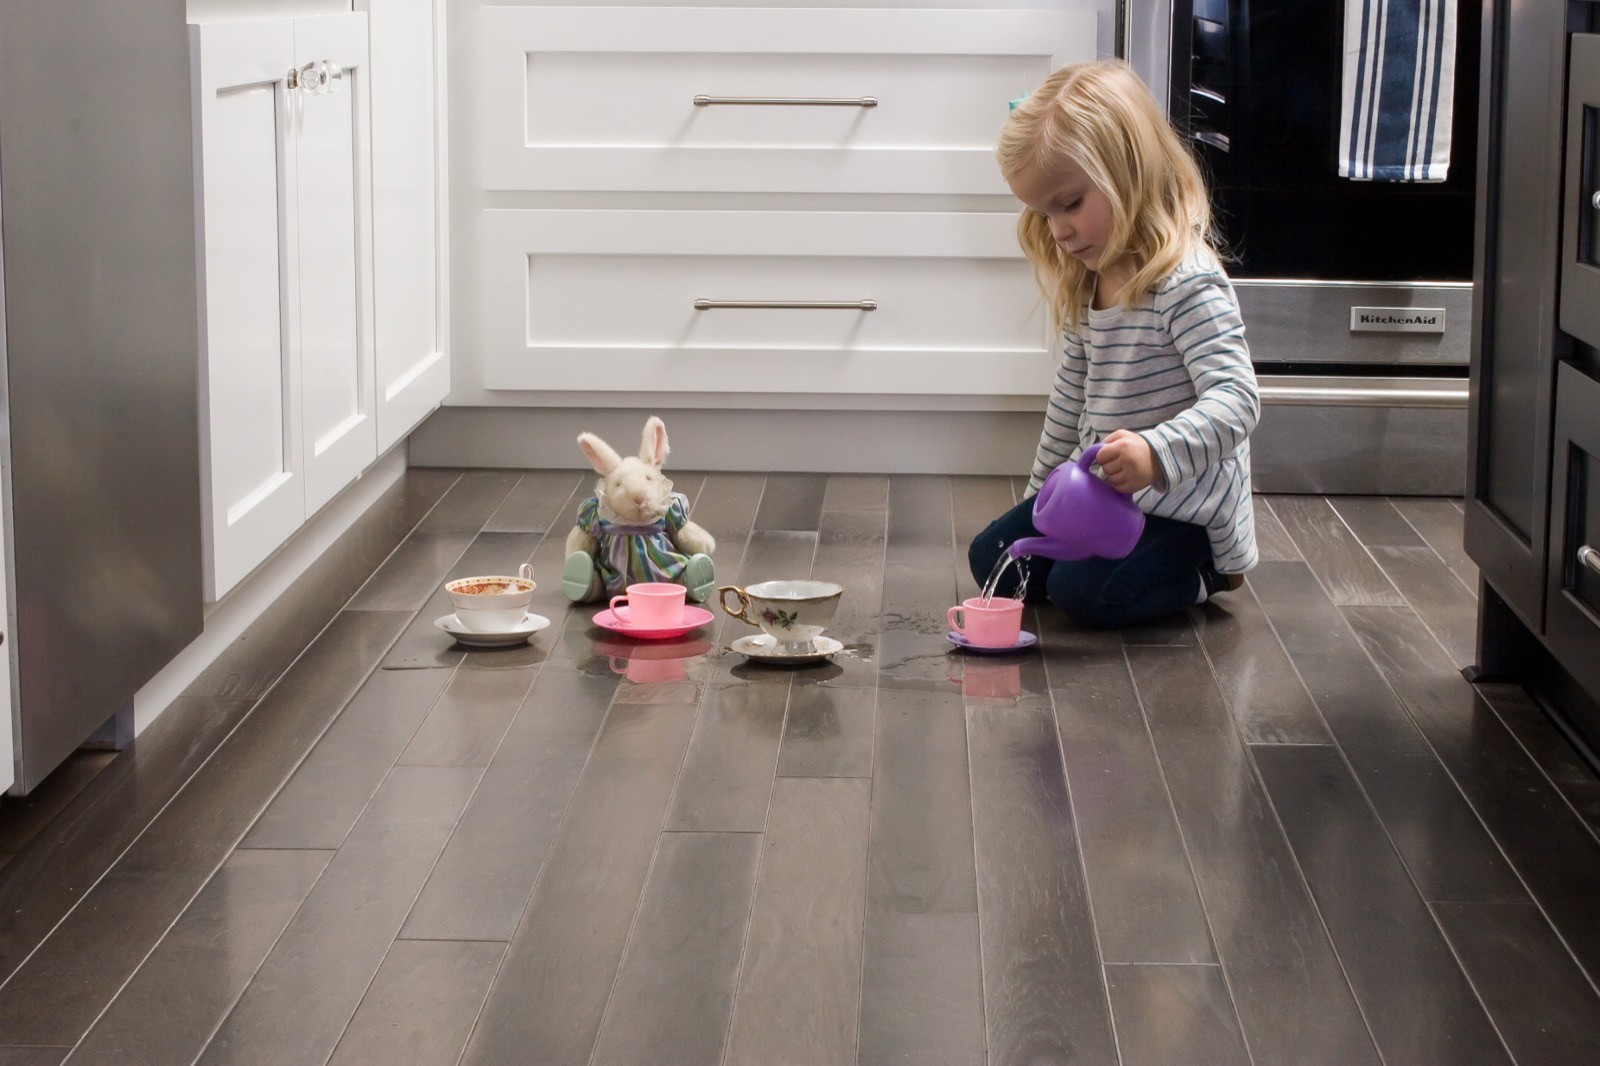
[1027,247,1261,574]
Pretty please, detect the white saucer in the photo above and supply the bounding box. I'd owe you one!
[434,612,550,647]
[731,633,844,666]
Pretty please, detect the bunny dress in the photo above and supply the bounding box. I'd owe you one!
[574,491,705,596]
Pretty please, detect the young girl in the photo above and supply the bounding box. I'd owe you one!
[969,60,1259,628]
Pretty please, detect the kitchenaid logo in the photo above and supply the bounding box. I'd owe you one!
[1350,306,1447,333]
[1358,313,1438,325]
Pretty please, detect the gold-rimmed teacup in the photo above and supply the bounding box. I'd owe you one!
[717,579,843,655]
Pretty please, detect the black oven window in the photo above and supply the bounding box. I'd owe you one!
[1170,0,1481,282]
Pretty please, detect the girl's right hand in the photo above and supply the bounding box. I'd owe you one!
[1095,430,1161,493]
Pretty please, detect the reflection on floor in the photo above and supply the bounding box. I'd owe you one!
[1,471,1598,1065]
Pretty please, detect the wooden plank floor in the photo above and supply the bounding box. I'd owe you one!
[3,474,1600,1065]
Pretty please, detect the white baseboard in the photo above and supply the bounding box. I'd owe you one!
[132,446,409,735]
[408,406,1044,474]
[408,399,1468,493]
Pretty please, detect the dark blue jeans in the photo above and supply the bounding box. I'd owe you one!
[967,495,1213,629]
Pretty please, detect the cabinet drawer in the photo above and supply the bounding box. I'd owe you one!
[1561,33,1600,346]
[476,5,1096,195]
[479,209,1053,394]
[1544,362,1600,691]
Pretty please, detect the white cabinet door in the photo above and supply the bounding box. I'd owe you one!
[294,14,377,516]
[361,0,448,453]
[192,19,305,600]
[193,12,376,599]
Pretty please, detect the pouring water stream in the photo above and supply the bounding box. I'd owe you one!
[978,551,1030,606]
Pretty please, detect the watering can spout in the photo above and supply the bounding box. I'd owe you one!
[1009,535,1091,562]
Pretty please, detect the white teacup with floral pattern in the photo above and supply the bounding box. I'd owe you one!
[718,579,843,655]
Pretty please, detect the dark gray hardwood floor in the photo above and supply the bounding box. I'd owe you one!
[2,471,1599,1065]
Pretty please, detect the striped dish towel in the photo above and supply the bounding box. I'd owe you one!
[1338,0,1458,181]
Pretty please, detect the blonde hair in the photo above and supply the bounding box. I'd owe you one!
[998,61,1217,329]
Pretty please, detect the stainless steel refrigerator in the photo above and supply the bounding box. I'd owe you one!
[0,5,204,793]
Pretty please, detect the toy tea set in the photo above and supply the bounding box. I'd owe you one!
[436,422,1143,663]
[431,417,845,665]
[555,416,844,665]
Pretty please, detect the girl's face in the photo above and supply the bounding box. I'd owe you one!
[1007,156,1118,274]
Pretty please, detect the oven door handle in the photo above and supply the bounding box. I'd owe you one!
[1258,383,1469,408]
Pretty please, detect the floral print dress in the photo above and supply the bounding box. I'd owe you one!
[575,492,695,595]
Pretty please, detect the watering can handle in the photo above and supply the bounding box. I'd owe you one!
[1032,442,1106,516]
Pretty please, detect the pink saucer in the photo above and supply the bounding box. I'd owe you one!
[946,630,1038,654]
[593,604,714,641]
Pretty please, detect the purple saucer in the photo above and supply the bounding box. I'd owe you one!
[946,630,1038,654]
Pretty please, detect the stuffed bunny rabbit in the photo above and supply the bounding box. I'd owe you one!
[562,416,717,603]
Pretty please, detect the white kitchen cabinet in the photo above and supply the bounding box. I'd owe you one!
[192,13,377,600]
[361,0,450,453]
[465,3,1095,398]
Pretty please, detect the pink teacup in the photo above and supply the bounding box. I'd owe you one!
[609,582,687,629]
[947,596,1024,648]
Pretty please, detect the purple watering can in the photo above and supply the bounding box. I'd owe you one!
[1008,443,1145,562]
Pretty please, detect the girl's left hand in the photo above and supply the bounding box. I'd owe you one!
[1094,429,1161,493]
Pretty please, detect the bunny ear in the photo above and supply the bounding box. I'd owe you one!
[639,416,669,468]
[577,432,623,475]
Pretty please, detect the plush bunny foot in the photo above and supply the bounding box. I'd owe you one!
[683,554,716,603]
[562,551,603,603]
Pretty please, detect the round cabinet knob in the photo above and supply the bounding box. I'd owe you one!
[296,61,344,96]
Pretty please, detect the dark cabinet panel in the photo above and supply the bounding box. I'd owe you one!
[1470,4,1600,759]
[1543,363,1600,712]
[1561,34,1600,347]
[1466,0,1573,628]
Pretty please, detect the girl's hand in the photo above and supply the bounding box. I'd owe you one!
[1094,430,1161,493]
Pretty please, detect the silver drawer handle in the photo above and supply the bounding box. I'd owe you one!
[693,95,878,108]
[1592,190,1600,211]
[694,299,877,311]
[1579,545,1600,575]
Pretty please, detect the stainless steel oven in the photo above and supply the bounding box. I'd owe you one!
[1113,0,1480,493]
